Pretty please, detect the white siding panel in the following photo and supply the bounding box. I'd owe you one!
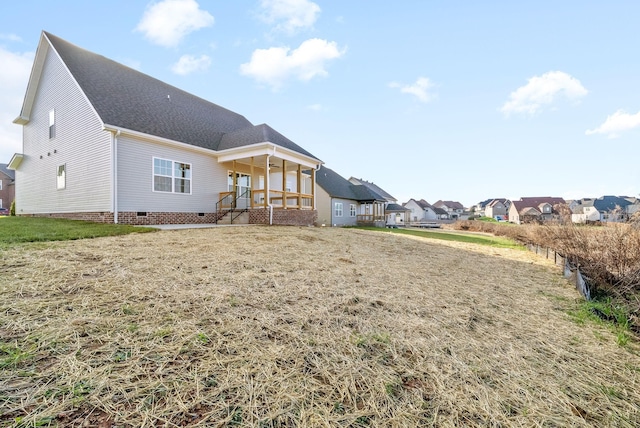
[117,136,227,212]
[16,47,111,214]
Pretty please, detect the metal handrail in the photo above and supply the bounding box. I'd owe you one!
[215,189,251,224]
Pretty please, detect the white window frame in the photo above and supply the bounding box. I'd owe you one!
[335,202,343,217]
[153,157,192,194]
[349,204,356,217]
[0,180,2,190]
[56,164,66,190]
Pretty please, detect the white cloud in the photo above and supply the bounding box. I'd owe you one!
[260,0,320,34]
[389,77,436,103]
[500,71,588,116]
[0,47,33,161]
[0,33,22,42]
[240,38,345,89]
[171,54,211,75]
[585,110,640,139]
[135,0,214,48]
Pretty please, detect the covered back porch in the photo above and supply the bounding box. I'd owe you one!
[215,142,321,225]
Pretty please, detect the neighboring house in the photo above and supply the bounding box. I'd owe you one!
[433,206,450,220]
[484,198,508,220]
[347,177,408,226]
[508,197,566,224]
[404,198,438,222]
[472,199,493,217]
[9,32,322,225]
[433,200,465,220]
[315,167,387,227]
[571,196,633,223]
[0,163,16,210]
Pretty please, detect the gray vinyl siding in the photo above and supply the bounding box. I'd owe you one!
[331,198,358,226]
[117,136,227,212]
[16,46,111,214]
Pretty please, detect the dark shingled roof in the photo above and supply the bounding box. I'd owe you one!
[385,203,410,212]
[316,167,386,202]
[218,123,316,159]
[349,178,395,202]
[0,164,15,180]
[44,32,318,160]
[592,196,631,212]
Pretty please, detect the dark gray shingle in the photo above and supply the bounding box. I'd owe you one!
[44,32,319,160]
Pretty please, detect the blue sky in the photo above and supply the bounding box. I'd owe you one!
[1,0,639,207]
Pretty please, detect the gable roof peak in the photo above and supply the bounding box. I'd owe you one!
[22,31,319,161]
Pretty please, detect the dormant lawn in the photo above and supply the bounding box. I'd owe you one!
[1,225,639,427]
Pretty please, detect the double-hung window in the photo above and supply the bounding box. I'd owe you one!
[335,202,343,217]
[350,204,356,217]
[153,157,191,194]
[49,109,56,139]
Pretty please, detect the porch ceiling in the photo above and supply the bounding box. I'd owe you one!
[216,142,322,170]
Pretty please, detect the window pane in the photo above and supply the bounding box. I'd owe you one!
[174,178,191,194]
[154,158,171,176]
[174,162,190,179]
[154,175,171,192]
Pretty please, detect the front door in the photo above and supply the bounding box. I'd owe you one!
[228,172,251,209]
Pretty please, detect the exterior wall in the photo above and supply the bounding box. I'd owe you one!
[485,202,507,219]
[329,197,358,226]
[0,175,14,209]
[117,135,227,214]
[15,46,112,215]
[508,205,520,224]
[404,200,424,221]
[315,186,332,226]
[250,208,316,226]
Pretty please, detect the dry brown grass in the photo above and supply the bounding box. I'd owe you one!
[2,226,640,427]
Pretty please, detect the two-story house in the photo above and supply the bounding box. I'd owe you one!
[9,32,322,225]
[0,164,16,211]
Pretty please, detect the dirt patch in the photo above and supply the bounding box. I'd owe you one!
[1,226,639,426]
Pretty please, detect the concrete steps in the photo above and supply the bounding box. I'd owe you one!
[217,211,249,225]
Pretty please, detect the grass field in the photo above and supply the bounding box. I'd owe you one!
[357,226,524,249]
[1,226,640,427]
[0,217,155,249]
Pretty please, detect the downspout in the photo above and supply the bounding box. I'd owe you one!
[266,154,273,225]
[113,130,120,224]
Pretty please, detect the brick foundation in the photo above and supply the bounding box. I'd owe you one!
[21,209,316,226]
[23,212,115,223]
[250,208,317,226]
[117,212,224,225]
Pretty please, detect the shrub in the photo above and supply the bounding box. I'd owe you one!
[9,200,15,216]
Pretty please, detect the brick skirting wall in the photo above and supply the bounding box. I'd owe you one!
[117,212,224,225]
[23,212,115,223]
[250,208,317,226]
[22,210,316,226]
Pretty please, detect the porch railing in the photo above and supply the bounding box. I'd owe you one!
[252,190,313,209]
[357,214,385,223]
